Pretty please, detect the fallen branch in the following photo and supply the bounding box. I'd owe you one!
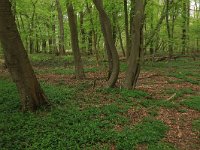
[167,93,176,101]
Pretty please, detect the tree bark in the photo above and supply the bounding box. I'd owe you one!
[93,0,119,88]
[166,0,173,58]
[67,3,85,79]
[0,0,49,112]
[124,0,129,58]
[117,22,126,57]
[124,0,145,89]
[79,11,86,52]
[182,0,188,55]
[56,0,65,55]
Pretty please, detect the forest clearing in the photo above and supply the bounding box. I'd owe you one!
[0,0,200,150]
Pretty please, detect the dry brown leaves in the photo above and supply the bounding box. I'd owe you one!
[157,108,200,150]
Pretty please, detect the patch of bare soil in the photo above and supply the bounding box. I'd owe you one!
[156,108,200,150]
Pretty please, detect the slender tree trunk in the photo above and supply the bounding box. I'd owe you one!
[35,33,40,53]
[56,0,65,55]
[79,11,86,51]
[67,3,85,79]
[124,0,145,89]
[166,0,173,58]
[88,30,93,55]
[124,0,129,58]
[112,13,117,44]
[117,23,126,57]
[42,39,47,53]
[182,0,188,55]
[0,0,49,112]
[93,0,119,88]
[150,13,154,55]
[29,0,38,54]
[86,3,94,55]
[93,31,100,66]
[52,23,58,55]
[128,0,136,59]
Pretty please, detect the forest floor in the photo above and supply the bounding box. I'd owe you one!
[0,54,200,150]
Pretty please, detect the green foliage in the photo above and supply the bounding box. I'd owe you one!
[165,88,195,100]
[115,117,169,150]
[181,96,200,111]
[100,88,149,99]
[148,142,177,150]
[30,54,74,67]
[140,99,178,109]
[192,119,200,132]
[0,79,170,149]
[169,72,200,85]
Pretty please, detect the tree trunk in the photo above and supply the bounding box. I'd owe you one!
[166,0,173,58]
[128,0,136,59]
[124,0,145,89]
[56,0,65,55]
[79,11,86,52]
[29,0,37,54]
[93,0,119,88]
[86,3,93,55]
[67,3,85,79]
[124,0,129,58]
[0,0,49,112]
[52,23,58,55]
[42,39,47,53]
[182,0,188,55]
[117,23,126,57]
[88,30,93,55]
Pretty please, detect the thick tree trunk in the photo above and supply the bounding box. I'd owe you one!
[56,0,65,55]
[0,0,49,112]
[67,3,85,79]
[124,0,145,89]
[93,0,119,88]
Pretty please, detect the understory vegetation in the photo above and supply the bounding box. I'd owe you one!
[0,55,199,150]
